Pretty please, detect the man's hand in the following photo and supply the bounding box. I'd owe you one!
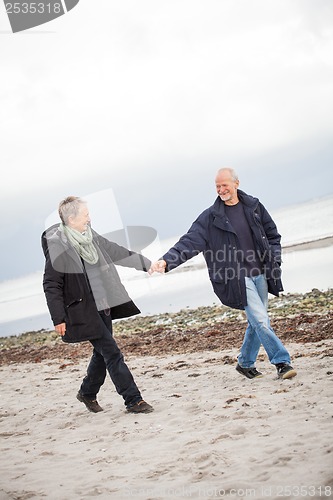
[148,260,167,275]
[55,323,66,336]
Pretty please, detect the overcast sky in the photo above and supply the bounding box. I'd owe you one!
[1,0,333,281]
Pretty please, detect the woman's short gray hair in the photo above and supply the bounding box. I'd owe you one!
[58,196,86,225]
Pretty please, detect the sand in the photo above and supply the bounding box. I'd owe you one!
[0,339,332,500]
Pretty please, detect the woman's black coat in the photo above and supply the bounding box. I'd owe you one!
[42,225,151,343]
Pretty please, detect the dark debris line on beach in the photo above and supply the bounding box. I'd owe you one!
[0,289,332,365]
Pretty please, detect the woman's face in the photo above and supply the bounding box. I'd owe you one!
[68,204,91,233]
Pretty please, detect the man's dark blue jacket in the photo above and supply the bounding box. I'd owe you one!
[162,190,283,310]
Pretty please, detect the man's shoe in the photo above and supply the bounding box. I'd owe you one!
[236,364,263,379]
[276,363,297,380]
[126,400,154,413]
[76,391,104,413]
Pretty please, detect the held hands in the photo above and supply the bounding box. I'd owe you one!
[148,260,167,275]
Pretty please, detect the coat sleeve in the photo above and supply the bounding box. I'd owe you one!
[42,245,67,327]
[162,212,208,271]
[259,203,282,264]
[97,235,151,271]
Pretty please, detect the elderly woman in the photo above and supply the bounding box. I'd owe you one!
[42,196,153,414]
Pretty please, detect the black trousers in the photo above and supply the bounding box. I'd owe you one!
[80,310,142,407]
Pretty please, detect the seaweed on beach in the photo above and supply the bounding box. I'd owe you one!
[0,289,332,365]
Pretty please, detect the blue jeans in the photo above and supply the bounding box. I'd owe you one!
[237,274,291,368]
[80,310,142,407]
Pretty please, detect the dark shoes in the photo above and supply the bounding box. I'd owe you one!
[236,363,297,380]
[126,400,154,414]
[236,364,263,379]
[76,392,153,414]
[276,363,297,379]
[76,391,104,413]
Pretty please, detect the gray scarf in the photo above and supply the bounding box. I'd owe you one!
[60,223,99,265]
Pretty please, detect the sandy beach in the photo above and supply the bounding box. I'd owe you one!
[0,341,332,499]
[1,289,333,499]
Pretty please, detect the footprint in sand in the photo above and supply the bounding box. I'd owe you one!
[230,425,247,436]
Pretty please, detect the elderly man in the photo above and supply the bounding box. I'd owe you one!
[42,196,153,414]
[150,168,296,380]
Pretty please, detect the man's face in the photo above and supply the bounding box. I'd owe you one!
[215,171,239,205]
[68,204,91,233]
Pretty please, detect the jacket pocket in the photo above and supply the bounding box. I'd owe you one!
[66,298,86,326]
[209,266,237,283]
[264,261,282,282]
[210,276,244,310]
[66,298,83,308]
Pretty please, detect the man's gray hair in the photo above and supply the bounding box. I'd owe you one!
[58,196,87,225]
[216,167,239,182]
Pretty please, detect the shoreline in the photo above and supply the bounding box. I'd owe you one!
[1,288,332,366]
[281,234,333,253]
[0,237,332,338]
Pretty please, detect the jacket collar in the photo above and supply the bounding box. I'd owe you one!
[211,189,258,217]
[237,190,259,208]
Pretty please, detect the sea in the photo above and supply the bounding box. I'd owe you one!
[0,195,332,338]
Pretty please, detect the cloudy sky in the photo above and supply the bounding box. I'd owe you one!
[1,0,333,281]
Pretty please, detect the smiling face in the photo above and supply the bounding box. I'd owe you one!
[67,204,91,233]
[215,168,240,205]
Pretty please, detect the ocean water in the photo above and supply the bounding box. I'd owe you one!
[0,195,332,338]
